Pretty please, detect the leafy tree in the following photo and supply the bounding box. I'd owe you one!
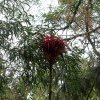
[0,0,100,100]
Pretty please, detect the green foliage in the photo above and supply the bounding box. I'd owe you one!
[0,0,100,99]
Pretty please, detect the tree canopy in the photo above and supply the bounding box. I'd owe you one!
[0,0,100,100]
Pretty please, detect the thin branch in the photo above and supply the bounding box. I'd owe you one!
[49,63,53,100]
[85,1,100,99]
[64,26,100,41]
[63,0,83,30]
[86,72,99,100]
[45,0,83,31]
[87,35,100,56]
[84,0,100,57]
[86,58,100,100]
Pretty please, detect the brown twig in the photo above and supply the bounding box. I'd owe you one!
[49,63,53,100]
[63,0,83,30]
[85,1,100,99]
[63,26,100,41]
[46,0,83,31]
[86,72,99,100]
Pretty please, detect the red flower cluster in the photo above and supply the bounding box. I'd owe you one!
[43,34,65,64]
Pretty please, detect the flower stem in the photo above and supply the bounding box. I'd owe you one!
[49,63,52,100]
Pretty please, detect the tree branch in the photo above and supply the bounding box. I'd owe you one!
[64,26,100,41]
[63,0,83,30]
[86,72,99,100]
[49,63,53,100]
[85,1,100,99]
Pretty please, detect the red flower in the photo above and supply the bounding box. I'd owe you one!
[43,34,65,64]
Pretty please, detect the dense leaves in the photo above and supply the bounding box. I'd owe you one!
[0,0,100,100]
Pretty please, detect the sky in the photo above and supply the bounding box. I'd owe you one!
[29,0,58,14]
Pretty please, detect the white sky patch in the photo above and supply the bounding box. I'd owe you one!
[0,14,6,21]
[25,0,59,26]
[41,0,58,8]
[28,0,58,15]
